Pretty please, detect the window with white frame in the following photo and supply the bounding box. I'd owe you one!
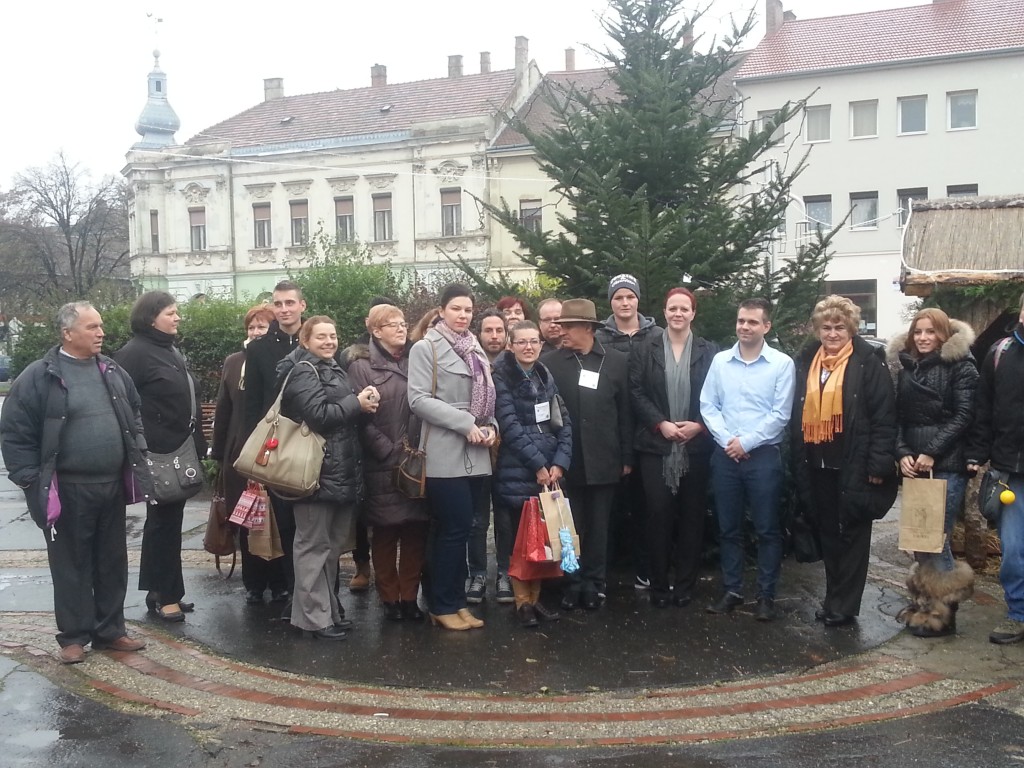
[803,195,832,233]
[947,90,977,130]
[520,199,542,234]
[253,203,271,248]
[757,109,786,143]
[850,192,879,229]
[149,210,160,253]
[849,100,878,138]
[898,96,927,134]
[947,183,978,198]
[289,201,309,246]
[441,188,462,237]
[189,207,207,251]
[897,187,927,227]
[824,279,878,335]
[805,105,831,142]
[335,197,354,243]
[373,194,393,241]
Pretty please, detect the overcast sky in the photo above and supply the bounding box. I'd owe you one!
[0,0,929,189]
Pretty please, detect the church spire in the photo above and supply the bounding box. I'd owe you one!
[133,50,180,149]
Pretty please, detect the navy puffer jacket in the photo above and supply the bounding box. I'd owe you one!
[492,353,572,512]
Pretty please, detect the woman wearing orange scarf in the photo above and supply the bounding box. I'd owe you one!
[791,296,898,627]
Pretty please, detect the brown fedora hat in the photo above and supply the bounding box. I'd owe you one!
[554,298,603,326]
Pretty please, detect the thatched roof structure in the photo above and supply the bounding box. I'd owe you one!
[901,196,1024,297]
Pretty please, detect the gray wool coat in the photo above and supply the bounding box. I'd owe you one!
[407,327,495,478]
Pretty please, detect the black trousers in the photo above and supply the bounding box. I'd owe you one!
[565,483,617,597]
[47,480,129,647]
[238,527,288,594]
[809,468,872,617]
[138,498,186,602]
[268,491,296,592]
[639,452,710,598]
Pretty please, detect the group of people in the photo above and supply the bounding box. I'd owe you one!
[3,276,1024,661]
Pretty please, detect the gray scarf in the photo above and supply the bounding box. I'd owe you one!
[663,331,693,494]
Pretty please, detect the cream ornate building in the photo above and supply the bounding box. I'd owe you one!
[123,40,541,300]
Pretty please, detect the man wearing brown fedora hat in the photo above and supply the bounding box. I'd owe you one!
[542,299,634,610]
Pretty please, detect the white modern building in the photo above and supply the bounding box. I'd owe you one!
[122,41,541,300]
[735,0,1024,337]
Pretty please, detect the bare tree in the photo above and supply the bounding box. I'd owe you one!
[0,153,132,309]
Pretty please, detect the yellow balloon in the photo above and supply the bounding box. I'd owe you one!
[1001,489,1016,505]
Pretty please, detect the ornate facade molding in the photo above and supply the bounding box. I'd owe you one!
[244,183,276,200]
[325,175,359,194]
[182,182,210,204]
[248,248,279,264]
[432,160,467,183]
[283,179,313,196]
[370,242,397,259]
[365,173,398,191]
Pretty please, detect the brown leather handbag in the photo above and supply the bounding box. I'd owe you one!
[394,342,436,499]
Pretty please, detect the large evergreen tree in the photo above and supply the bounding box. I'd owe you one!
[480,0,837,349]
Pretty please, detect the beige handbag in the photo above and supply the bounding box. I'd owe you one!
[234,361,326,500]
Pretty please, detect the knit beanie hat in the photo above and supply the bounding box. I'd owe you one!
[607,273,641,302]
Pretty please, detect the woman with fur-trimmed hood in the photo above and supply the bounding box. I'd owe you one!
[889,308,979,638]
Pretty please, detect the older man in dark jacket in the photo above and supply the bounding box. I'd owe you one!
[542,299,633,610]
[0,302,153,664]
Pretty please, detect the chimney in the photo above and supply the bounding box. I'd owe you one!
[766,0,784,36]
[263,77,284,102]
[515,36,529,78]
[448,54,463,78]
[683,24,694,47]
[783,10,797,22]
[564,47,576,71]
[480,51,491,74]
[370,64,387,87]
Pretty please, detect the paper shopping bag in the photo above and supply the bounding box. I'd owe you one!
[898,475,947,554]
[539,484,581,561]
[248,490,284,560]
[229,482,260,527]
[508,498,563,581]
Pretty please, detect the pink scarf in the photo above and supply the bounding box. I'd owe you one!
[434,319,495,424]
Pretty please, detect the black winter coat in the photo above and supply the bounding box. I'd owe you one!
[492,353,573,512]
[792,336,898,527]
[244,320,301,433]
[114,327,207,458]
[629,327,719,457]
[345,341,427,527]
[277,348,364,505]
[888,320,978,474]
[0,347,153,530]
[541,340,633,486]
[967,325,1024,474]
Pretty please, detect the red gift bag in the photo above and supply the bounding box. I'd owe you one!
[229,482,261,528]
[508,497,563,582]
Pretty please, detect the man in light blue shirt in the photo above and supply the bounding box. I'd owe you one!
[700,298,795,622]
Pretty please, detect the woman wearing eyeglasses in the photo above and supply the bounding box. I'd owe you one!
[347,305,430,622]
[492,321,572,627]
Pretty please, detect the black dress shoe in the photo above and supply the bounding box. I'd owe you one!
[560,594,579,611]
[517,604,539,628]
[706,592,744,615]
[672,592,692,607]
[302,625,347,640]
[271,589,291,603]
[581,592,600,610]
[532,602,561,622]
[400,601,425,621]
[177,600,195,613]
[383,602,403,622]
[823,612,856,627]
[754,597,777,622]
[245,590,264,605]
[334,618,354,630]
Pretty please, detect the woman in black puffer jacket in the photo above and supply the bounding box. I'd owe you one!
[276,316,379,639]
[889,308,978,638]
[492,321,572,627]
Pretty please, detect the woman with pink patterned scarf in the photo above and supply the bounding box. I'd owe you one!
[407,284,497,631]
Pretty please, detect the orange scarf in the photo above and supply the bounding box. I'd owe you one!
[801,341,853,444]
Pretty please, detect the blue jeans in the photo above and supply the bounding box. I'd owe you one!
[997,473,1024,622]
[427,476,487,615]
[467,476,492,578]
[710,445,784,600]
[914,471,967,572]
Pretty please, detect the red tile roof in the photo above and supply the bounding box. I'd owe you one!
[735,0,1024,81]
[187,70,520,149]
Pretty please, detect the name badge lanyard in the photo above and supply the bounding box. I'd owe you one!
[575,352,604,390]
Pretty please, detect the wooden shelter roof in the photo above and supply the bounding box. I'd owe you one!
[900,196,1024,296]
